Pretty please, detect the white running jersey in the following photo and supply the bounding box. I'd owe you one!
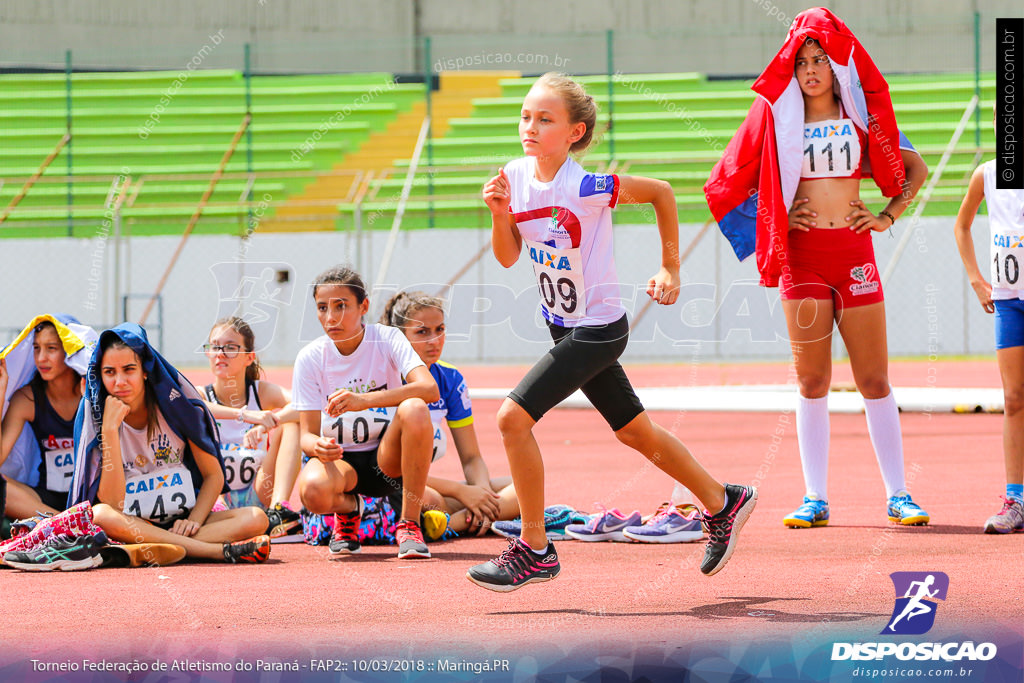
[204,381,267,492]
[504,156,624,327]
[983,160,1024,300]
[292,324,425,452]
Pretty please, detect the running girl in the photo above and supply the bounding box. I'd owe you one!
[381,290,520,536]
[706,8,929,529]
[1,315,96,518]
[953,128,1024,533]
[292,266,440,559]
[70,323,270,563]
[201,317,302,537]
[469,72,757,592]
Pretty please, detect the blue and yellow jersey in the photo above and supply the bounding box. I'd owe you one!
[427,361,473,461]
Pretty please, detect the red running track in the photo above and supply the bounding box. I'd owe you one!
[1,361,1019,666]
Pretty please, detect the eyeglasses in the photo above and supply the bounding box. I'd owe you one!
[203,343,243,358]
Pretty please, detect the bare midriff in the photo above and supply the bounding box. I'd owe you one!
[795,176,861,229]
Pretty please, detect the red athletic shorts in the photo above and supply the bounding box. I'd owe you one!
[778,228,884,310]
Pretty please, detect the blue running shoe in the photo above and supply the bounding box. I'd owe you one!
[565,506,642,542]
[887,493,930,526]
[623,503,704,543]
[491,504,586,541]
[783,496,830,528]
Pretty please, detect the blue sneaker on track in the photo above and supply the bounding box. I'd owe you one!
[565,506,642,542]
[491,504,587,541]
[783,496,829,528]
[887,493,930,526]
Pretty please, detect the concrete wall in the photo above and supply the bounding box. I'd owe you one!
[0,0,1016,75]
[0,218,994,370]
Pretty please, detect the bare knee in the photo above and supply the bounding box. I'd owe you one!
[797,374,830,398]
[396,398,431,437]
[239,506,269,537]
[1005,388,1024,417]
[497,400,533,440]
[614,415,656,453]
[298,472,337,515]
[856,376,890,400]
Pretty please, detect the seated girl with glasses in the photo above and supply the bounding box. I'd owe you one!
[199,317,303,538]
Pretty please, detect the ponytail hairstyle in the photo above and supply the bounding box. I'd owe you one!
[209,316,262,383]
[535,72,599,154]
[380,290,445,329]
[312,264,367,304]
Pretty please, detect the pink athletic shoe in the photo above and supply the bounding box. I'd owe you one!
[0,502,101,555]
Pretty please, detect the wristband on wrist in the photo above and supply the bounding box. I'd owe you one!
[880,210,896,225]
[235,410,246,424]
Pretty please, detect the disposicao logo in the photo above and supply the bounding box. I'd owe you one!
[831,572,997,663]
[884,571,948,635]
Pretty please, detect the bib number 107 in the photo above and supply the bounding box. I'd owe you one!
[538,272,578,314]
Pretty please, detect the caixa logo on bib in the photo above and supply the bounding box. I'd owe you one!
[831,572,997,662]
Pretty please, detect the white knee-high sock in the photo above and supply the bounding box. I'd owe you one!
[796,395,830,500]
[864,391,907,498]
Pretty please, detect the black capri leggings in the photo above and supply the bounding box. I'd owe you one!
[509,314,645,431]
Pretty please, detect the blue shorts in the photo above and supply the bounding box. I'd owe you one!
[994,299,1024,349]
[222,485,263,510]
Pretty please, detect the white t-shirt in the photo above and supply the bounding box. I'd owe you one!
[118,409,195,525]
[983,160,1024,301]
[292,324,425,452]
[504,156,624,327]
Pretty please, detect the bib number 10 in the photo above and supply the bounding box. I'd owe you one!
[538,272,578,314]
[993,251,1021,287]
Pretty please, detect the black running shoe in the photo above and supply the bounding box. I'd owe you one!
[701,484,757,576]
[222,535,271,564]
[266,502,302,538]
[329,498,363,556]
[4,533,104,572]
[467,537,560,592]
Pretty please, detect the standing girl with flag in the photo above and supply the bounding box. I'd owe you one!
[705,8,929,528]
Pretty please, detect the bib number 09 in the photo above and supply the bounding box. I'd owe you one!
[538,272,578,314]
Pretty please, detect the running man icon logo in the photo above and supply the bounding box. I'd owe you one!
[883,571,949,635]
